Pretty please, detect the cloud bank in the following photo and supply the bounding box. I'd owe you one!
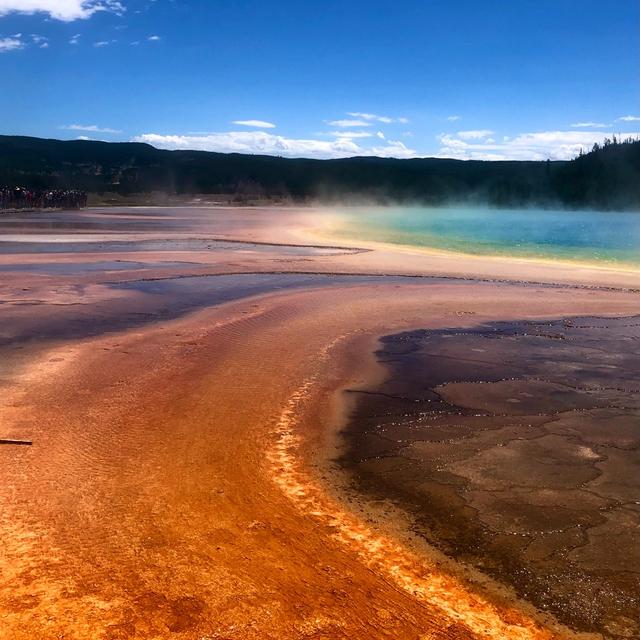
[437,130,640,161]
[132,131,416,159]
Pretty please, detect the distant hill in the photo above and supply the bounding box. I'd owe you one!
[1,135,638,210]
[551,137,640,210]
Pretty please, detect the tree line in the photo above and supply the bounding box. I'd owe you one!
[0,135,638,211]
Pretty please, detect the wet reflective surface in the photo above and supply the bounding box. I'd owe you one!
[0,207,370,355]
[0,238,358,256]
[3,206,640,639]
[0,261,202,273]
[0,272,458,350]
[341,317,640,638]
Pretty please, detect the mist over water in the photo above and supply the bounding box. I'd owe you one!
[331,206,640,267]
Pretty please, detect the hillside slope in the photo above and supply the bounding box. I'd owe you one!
[1,135,638,210]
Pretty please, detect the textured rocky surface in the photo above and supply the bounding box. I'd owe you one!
[342,317,640,638]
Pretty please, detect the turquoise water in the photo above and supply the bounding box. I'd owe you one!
[332,207,640,267]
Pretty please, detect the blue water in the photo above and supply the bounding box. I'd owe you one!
[332,207,640,267]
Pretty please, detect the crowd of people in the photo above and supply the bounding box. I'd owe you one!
[1,187,87,210]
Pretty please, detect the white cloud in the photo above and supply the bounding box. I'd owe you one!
[376,131,385,139]
[348,112,392,123]
[571,122,609,128]
[132,130,417,160]
[232,119,276,129]
[457,129,494,140]
[371,139,415,158]
[93,40,116,47]
[619,115,640,122]
[30,33,49,47]
[134,131,360,158]
[135,126,640,161]
[61,124,122,133]
[0,0,125,21]
[347,112,409,124]
[0,32,51,51]
[329,130,372,139]
[69,33,81,44]
[0,35,24,52]
[327,119,371,128]
[446,115,461,121]
[147,34,160,41]
[437,130,640,161]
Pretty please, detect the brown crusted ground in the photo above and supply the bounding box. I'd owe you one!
[1,206,639,640]
[337,319,640,637]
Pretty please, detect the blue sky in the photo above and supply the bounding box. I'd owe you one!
[1,0,639,160]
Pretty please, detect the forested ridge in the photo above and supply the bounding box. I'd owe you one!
[1,135,638,210]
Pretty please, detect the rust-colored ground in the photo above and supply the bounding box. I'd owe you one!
[1,207,638,639]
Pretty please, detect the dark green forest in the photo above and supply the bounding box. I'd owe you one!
[1,135,639,210]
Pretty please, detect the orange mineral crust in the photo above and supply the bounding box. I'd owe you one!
[1,206,638,639]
